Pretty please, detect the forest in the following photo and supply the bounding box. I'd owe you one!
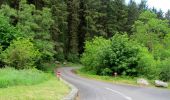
[0,0,170,82]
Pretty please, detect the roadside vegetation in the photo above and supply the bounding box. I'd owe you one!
[0,78,69,100]
[0,68,51,88]
[0,0,70,99]
[81,11,170,86]
[77,69,170,89]
[0,0,170,98]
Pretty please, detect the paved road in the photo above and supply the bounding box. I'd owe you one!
[58,67,170,100]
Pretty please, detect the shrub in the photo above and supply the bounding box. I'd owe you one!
[137,46,158,79]
[81,34,154,77]
[0,14,20,50]
[107,34,140,76]
[159,59,170,81]
[67,53,79,63]
[1,38,41,69]
[101,68,113,76]
[81,37,111,74]
[0,67,51,88]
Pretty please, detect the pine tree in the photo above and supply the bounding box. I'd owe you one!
[66,0,79,61]
[157,9,164,19]
[138,0,148,12]
[78,0,86,54]
[165,10,170,20]
[48,0,67,61]
[126,0,139,34]
[113,0,128,33]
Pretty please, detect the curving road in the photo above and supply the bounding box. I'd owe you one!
[58,67,170,100]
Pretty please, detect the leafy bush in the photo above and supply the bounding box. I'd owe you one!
[81,34,154,77]
[81,37,111,74]
[1,38,41,69]
[137,46,158,79]
[0,14,19,50]
[67,53,79,63]
[0,67,52,88]
[159,59,170,81]
[101,68,113,76]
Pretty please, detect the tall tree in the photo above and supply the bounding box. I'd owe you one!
[165,10,170,20]
[78,0,87,54]
[66,0,79,61]
[157,9,164,19]
[126,0,139,34]
[138,0,148,12]
[48,0,67,61]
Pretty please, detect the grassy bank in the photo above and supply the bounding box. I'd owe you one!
[0,67,70,99]
[0,67,51,88]
[76,68,170,89]
[0,78,69,100]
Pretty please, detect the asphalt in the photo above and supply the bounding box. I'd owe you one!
[58,67,170,100]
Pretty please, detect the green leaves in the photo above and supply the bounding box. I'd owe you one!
[1,38,41,69]
[0,14,20,50]
[81,34,150,76]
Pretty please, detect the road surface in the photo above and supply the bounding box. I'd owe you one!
[58,67,170,100]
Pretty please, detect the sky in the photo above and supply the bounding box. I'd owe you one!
[126,0,170,13]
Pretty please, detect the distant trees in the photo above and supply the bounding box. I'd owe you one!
[81,34,153,77]
[0,0,170,81]
[81,11,170,81]
[0,0,55,69]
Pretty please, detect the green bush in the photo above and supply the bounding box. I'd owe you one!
[101,68,113,76]
[137,46,158,79]
[0,67,52,88]
[67,53,79,63]
[159,59,170,81]
[0,14,19,50]
[81,34,154,77]
[1,38,41,69]
[81,37,111,74]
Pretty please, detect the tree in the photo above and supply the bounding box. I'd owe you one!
[81,34,153,76]
[66,0,79,62]
[132,11,170,58]
[138,0,148,12]
[1,38,40,69]
[156,9,164,19]
[126,0,139,34]
[0,14,19,50]
[78,0,87,54]
[165,10,170,20]
[48,0,67,61]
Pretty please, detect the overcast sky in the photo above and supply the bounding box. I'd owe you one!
[126,0,170,13]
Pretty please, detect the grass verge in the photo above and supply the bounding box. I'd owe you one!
[0,67,51,88]
[0,67,70,99]
[0,78,69,100]
[76,69,170,89]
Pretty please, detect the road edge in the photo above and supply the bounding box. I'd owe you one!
[60,76,79,100]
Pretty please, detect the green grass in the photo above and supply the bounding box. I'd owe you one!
[0,67,51,88]
[62,62,83,67]
[77,69,170,89]
[0,78,69,100]
[0,67,70,99]
[76,69,137,85]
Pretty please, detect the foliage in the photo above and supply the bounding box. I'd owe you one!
[132,11,170,52]
[101,68,113,76]
[159,59,170,81]
[81,34,153,77]
[137,46,158,79]
[81,37,111,74]
[0,78,69,100]
[0,67,51,88]
[0,14,19,50]
[1,38,40,69]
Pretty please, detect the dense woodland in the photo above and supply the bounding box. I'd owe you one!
[0,0,170,81]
